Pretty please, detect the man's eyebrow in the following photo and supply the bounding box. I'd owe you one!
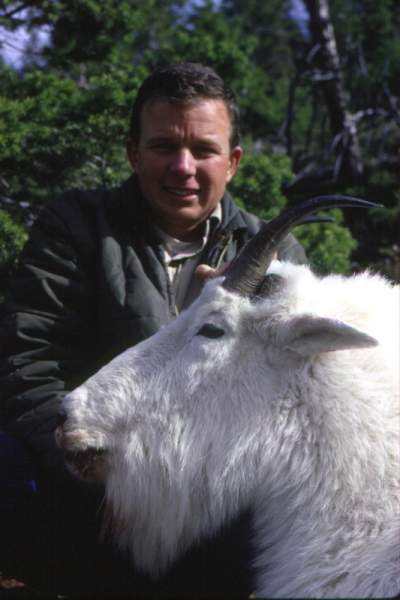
[145,136,223,149]
[145,136,175,144]
[195,138,223,147]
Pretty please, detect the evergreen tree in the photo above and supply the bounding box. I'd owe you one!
[1,0,398,279]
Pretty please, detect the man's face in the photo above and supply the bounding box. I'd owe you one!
[127,98,243,240]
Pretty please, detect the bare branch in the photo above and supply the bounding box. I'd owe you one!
[0,2,31,21]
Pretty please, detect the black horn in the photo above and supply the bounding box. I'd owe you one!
[222,195,381,297]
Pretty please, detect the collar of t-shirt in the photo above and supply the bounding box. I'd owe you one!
[153,203,222,312]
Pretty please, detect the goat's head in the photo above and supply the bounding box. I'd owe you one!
[57,195,396,574]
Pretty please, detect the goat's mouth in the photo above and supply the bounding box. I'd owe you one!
[64,447,108,481]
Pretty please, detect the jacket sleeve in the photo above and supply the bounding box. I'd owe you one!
[276,232,307,265]
[239,207,308,266]
[0,202,94,469]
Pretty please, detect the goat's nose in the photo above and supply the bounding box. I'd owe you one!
[56,410,68,427]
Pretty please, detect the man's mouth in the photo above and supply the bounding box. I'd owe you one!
[164,186,200,198]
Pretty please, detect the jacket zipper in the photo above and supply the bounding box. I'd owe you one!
[207,231,234,269]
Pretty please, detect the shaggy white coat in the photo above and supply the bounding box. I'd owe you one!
[58,261,400,598]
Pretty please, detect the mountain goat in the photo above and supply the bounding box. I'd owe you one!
[57,197,400,598]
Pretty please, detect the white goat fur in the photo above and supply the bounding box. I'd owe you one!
[60,261,400,598]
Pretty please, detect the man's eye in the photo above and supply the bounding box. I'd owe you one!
[194,146,218,157]
[196,323,225,338]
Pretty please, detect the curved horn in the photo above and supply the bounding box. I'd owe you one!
[222,195,381,296]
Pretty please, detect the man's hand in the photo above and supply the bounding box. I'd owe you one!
[195,251,278,282]
[195,264,229,282]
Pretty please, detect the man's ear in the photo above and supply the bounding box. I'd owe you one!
[284,314,378,357]
[226,146,243,183]
[126,138,138,171]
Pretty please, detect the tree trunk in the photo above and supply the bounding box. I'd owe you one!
[303,0,364,181]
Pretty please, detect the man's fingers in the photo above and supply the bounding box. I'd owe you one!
[195,263,229,282]
[196,253,279,282]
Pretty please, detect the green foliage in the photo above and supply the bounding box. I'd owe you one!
[0,209,27,276]
[331,0,400,95]
[0,0,398,278]
[295,210,357,274]
[229,153,292,219]
[0,64,140,205]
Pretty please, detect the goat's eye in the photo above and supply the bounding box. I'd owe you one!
[196,323,225,339]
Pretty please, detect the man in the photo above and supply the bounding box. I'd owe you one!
[0,62,306,598]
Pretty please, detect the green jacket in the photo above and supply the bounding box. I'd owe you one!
[0,176,306,467]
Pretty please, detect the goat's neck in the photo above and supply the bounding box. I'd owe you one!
[251,390,398,597]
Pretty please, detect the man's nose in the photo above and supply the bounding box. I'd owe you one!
[169,149,196,175]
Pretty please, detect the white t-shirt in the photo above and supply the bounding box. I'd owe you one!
[154,204,221,312]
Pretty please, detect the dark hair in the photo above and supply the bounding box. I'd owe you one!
[129,62,240,148]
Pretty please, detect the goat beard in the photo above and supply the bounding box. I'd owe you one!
[99,496,132,548]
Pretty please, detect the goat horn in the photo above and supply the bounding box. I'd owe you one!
[222,195,381,297]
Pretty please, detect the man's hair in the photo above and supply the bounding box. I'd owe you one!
[129,62,240,148]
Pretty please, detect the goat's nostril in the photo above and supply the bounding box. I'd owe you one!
[56,410,68,427]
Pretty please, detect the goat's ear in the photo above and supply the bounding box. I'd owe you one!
[285,315,378,357]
